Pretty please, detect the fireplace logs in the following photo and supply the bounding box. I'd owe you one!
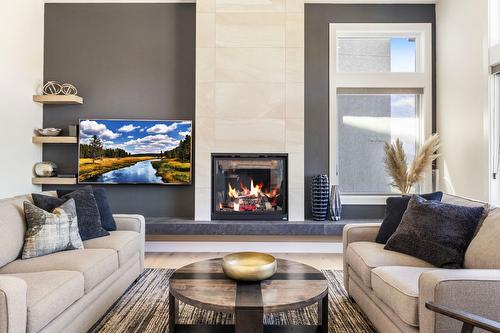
[219,180,281,212]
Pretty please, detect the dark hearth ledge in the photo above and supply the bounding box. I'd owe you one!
[145,218,382,236]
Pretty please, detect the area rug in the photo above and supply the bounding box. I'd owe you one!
[89,269,376,333]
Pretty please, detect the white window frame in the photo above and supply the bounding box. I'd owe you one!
[489,0,500,205]
[329,23,433,205]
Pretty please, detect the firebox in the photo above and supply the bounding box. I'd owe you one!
[212,154,288,221]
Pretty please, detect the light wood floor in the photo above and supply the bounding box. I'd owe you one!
[145,252,343,270]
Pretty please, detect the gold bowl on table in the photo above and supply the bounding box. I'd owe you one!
[222,252,277,281]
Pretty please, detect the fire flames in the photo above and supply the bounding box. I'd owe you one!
[221,179,281,212]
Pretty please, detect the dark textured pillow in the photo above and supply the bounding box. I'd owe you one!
[385,195,484,268]
[376,191,443,244]
[32,187,109,241]
[57,188,116,231]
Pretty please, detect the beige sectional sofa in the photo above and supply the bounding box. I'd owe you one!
[343,194,500,333]
[0,193,145,333]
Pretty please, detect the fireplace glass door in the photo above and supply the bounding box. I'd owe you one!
[212,154,288,220]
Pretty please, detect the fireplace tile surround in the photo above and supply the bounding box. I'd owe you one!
[195,0,305,221]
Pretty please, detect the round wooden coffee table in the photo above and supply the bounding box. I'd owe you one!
[168,258,328,333]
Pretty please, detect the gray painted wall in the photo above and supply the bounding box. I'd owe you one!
[43,3,196,217]
[304,4,436,219]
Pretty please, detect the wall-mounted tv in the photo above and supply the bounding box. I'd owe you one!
[78,119,192,185]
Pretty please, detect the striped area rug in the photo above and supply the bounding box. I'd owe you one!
[90,269,376,333]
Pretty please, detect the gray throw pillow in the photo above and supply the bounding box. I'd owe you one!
[385,195,484,268]
[22,199,83,259]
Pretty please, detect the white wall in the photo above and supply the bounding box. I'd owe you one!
[436,0,490,201]
[0,0,44,198]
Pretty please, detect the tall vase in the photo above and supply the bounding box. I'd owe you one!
[311,175,329,221]
[329,185,342,221]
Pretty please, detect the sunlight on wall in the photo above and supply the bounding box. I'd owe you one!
[0,0,43,198]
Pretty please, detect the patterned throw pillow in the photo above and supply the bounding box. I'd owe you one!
[22,199,83,259]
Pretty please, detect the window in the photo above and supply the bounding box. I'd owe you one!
[329,23,433,204]
[337,37,416,73]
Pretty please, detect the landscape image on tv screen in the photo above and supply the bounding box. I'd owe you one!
[78,119,192,185]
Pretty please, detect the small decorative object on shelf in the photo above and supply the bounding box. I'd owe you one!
[68,125,78,137]
[34,162,58,177]
[311,174,329,221]
[61,83,77,95]
[43,81,62,95]
[329,185,342,221]
[36,128,62,137]
[42,81,78,96]
[222,252,277,281]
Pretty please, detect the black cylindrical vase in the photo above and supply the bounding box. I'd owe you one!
[311,174,329,221]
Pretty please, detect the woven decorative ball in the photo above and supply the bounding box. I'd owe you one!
[311,174,329,221]
[61,83,78,95]
[43,81,62,95]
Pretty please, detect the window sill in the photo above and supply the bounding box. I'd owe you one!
[341,195,398,205]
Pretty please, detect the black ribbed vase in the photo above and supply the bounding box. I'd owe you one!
[311,174,329,221]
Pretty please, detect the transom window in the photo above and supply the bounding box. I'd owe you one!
[329,23,433,204]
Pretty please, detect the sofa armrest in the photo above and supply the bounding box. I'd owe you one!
[342,223,381,293]
[0,276,27,333]
[342,223,381,251]
[425,302,500,333]
[113,214,145,234]
[419,269,500,333]
[113,214,145,271]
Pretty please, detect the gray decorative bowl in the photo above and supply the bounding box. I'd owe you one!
[36,128,62,136]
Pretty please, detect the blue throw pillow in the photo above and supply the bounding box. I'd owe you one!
[375,191,443,244]
[57,187,116,231]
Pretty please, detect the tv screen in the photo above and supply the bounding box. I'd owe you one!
[78,119,192,185]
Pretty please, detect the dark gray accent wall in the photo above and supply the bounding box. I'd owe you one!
[43,3,196,217]
[304,4,436,219]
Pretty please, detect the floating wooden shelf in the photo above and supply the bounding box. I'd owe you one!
[33,95,83,105]
[32,136,78,144]
[32,177,77,185]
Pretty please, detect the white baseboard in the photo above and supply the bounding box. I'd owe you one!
[145,241,343,253]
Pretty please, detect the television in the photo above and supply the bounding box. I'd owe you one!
[78,119,192,185]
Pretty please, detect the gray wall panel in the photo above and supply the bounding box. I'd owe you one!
[43,3,196,217]
[304,4,436,219]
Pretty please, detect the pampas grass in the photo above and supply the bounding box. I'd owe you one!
[384,134,440,194]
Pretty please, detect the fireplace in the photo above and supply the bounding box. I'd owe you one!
[212,154,288,221]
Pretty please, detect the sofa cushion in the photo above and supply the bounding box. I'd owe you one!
[0,249,118,293]
[3,271,84,333]
[0,193,59,267]
[465,207,500,269]
[346,242,434,288]
[371,266,437,327]
[83,231,141,266]
[0,195,32,267]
